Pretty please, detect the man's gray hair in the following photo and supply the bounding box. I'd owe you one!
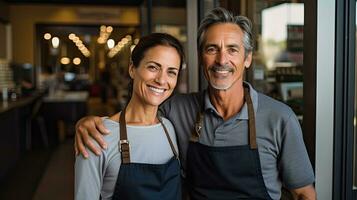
[197,7,254,58]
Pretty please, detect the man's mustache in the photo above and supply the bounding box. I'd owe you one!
[209,64,234,72]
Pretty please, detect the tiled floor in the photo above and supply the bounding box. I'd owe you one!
[0,149,53,200]
[31,97,115,200]
[33,139,74,200]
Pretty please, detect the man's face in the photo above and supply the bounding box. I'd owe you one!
[201,23,252,91]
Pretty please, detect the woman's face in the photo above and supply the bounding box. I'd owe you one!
[130,45,181,107]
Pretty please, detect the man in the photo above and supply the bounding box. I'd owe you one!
[75,7,316,199]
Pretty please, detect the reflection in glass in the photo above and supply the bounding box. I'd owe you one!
[253,2,304,123]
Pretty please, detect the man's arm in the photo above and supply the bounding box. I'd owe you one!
[290,184,316,200]
[75,116,110,158]
[276,110,316,200]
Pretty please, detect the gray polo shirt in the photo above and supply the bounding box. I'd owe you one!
[160,82,314,200]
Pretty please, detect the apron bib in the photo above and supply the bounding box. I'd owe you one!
[186,86,272,200]
[112,107,181,200]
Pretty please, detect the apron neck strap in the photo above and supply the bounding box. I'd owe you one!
[244,86,257,149]
[119,107,180,164]
[190,112,203,142]
[190,86,258,149]
[119,107,131,164]
[190,92,205,142]
[157,116,179,159]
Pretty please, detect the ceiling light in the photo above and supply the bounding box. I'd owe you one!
[107,39,115,49]
[68,33,76,40]
[60,57,70,65]
[44,33,51,40]
[73,57,81,65]
[100,25,106,32]
[106,26,113,33]
[51,37,60,48]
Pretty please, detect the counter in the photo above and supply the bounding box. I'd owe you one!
[0,92,43,181]
[42,91,88,142]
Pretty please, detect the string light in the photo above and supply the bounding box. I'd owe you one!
[107,35,132,58]
[44,33,51,40]
[68,33,91,57]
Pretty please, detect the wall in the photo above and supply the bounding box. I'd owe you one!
[0,0,9,22]
[151,7,186,25]
[0,0,9,59]
[0,24,7,59]
[9,4,140,64]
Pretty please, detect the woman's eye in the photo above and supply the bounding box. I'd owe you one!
[168,71,177,76]
[147,65,158,71]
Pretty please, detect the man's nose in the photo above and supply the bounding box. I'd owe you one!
[215,51,229,65]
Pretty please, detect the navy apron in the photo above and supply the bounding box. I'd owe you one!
[186,86,272,200]
[112,107,181,200]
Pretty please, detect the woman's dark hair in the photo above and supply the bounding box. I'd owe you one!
[131,32,185,70]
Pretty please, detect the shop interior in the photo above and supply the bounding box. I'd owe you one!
[0,0,314,199]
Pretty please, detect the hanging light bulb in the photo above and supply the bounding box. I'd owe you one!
[51,37,60,48]
[107,39,115,49]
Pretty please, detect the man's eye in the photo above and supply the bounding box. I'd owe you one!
[206,47,217,54]
[228,48,239,54]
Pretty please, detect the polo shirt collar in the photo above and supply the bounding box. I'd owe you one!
[203,81,258,120]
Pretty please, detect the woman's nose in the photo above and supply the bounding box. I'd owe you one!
[154,71,166,85]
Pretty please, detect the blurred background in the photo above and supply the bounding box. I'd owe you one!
[0,0,356,199]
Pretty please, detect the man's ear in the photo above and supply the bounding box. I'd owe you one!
[244,52,253,69]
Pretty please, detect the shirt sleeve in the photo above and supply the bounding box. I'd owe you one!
[278,113,315,189]
[75,147,104,200]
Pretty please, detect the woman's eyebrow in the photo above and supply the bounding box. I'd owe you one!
[145,61,161,66]
[146,61,179,70]
[168,67,179,71]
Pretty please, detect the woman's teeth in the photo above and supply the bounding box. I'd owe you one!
[148,86,165,93]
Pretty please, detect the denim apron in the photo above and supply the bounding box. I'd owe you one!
[186,86,272,200]
[112,107,181,200]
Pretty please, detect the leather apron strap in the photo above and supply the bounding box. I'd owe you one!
[119,107,130,164]
[119,107,179,164]
[190,85,257,149]
[244,86,257,149]
[157,116,179,159]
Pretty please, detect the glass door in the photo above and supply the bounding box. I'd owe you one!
[354,0,357,192]
[334,0,357,199]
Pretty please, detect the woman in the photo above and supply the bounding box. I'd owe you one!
[75,33,184,200]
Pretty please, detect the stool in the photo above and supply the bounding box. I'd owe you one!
[26,99,49,150]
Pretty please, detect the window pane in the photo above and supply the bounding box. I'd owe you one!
[250,1,304,124]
